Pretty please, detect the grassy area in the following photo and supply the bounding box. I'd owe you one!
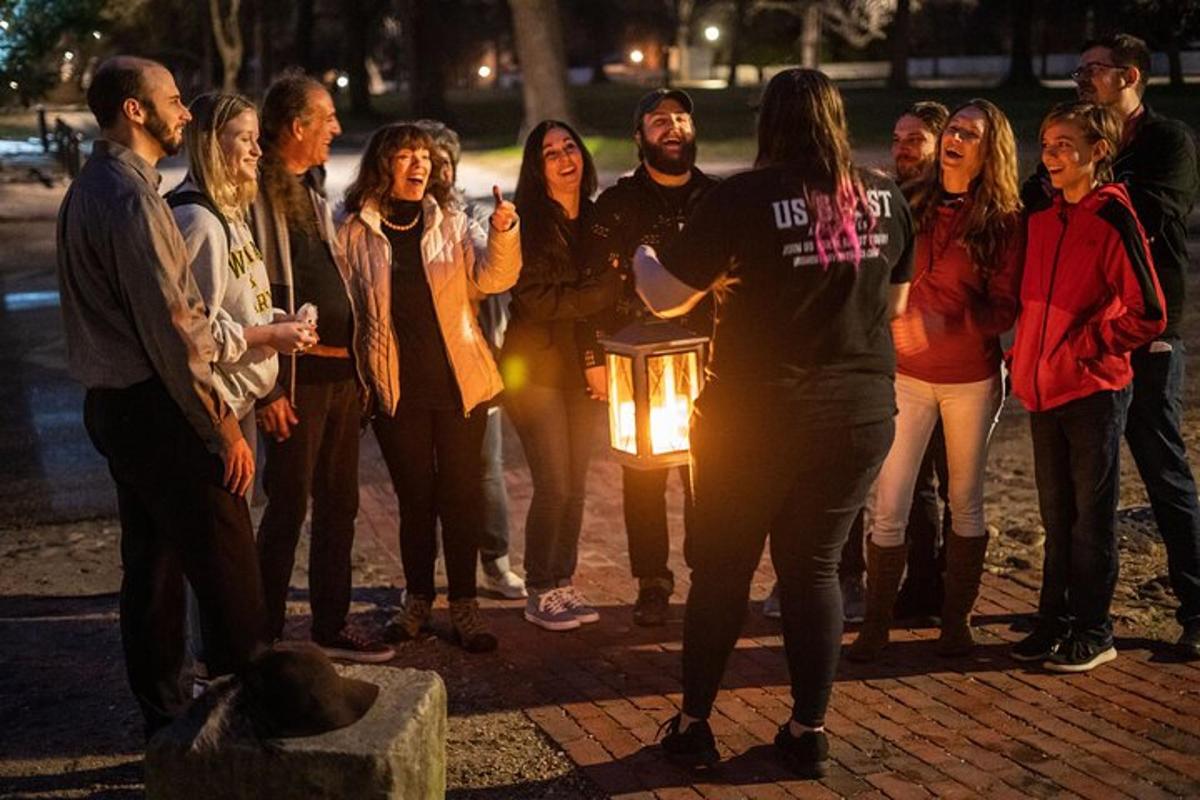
[4,80,1196,170]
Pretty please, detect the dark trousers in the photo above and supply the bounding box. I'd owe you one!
[623,464,694,588]
[373,405,487,601]
[506,383,599,591]
[257,378,360,642]
[1126,339,1200,624]
[479,407,511,562]
[681,396,893,726]
[840,421,949,580]
[83,379,267,734]
[1031,388,1131,645]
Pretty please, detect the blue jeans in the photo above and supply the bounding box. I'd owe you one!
[506,383,599,591]
[1031,388,1131,646]
[1126,338,1200,624]
[478,407,511,562]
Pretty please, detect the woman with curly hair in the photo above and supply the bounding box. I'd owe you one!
[338,122,520,652]
[849,99,1024,662]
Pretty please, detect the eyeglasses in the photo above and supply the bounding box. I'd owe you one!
[1070,62,1123,81]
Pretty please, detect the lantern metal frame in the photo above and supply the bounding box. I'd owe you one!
[599,320,709,470]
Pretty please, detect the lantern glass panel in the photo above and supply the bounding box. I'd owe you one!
[647,350,700,455]
[607,352,636,454]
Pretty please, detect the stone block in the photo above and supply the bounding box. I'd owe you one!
[145,665,446,800]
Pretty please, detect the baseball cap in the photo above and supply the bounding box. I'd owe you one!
[633,88,694,130]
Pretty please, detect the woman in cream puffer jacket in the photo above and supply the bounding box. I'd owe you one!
[337,122,520,653]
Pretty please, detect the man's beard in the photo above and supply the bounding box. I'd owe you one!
[143,103,183,156]
[643,137,696,176]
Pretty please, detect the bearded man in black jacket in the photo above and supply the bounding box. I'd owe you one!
[581,89,718,626]
[1025,33,1200,658]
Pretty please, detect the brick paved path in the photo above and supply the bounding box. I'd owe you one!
[347,425,1200,799]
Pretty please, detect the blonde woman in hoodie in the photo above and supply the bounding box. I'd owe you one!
[170,92,317,463]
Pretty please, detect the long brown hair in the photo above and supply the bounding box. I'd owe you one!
[513,120,597,279]
[754,68,871,269]
[909,99,1021,275]
[343,122,436,214]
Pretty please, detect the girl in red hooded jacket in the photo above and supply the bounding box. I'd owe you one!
[1009,101,1165,673]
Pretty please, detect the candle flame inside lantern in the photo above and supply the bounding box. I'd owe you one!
[649,354,695,454]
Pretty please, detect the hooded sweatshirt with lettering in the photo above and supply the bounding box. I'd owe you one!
[171,177,279,419]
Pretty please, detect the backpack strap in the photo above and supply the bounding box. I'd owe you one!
[166,189,232,250]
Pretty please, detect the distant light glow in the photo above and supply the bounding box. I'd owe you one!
[92,30,102,40]
[335,74,349,89]
[704,25,720,42]
[4,291,60,312]
[64,51,75,61]
[8,81,17,91]
[0,20,9,31]
[477,65,492,79]
[629,49,645,64]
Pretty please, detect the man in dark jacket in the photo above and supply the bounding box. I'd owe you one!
[1025,33,1200,658]
[582,89,718,626]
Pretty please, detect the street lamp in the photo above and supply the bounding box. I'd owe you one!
[477,65,492,79]
[704,25,720,43]
[335,74,349,89]
[601,321,708,470]
[629,49,645,65]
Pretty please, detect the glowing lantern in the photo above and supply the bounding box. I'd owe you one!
[600,321,708,470]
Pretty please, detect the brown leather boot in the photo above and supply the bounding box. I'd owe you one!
[846,541,908,662]
[936,534,989,657]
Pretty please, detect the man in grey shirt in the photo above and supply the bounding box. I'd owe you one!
[57,55,267,738]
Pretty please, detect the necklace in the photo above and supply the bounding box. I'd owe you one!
[380,208,421,232]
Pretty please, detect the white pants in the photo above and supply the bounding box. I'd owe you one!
[867,373,1003,547]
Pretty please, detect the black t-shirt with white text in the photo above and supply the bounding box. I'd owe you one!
[658,164,914,427]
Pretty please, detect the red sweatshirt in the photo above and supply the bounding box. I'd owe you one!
[895,200,1023,383]
[1010,183,1166,413]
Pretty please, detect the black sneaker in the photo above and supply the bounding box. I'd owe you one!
[774,724,830,779]
[633,585,671,627]
[658,714,719,767]
[315,628,395,664]
[1044,636,1117,673]
[1010,625,1066,662]
[1177,620,1200,661]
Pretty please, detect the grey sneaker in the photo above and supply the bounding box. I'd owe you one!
[559,584,600,624]
[841,573,866,623]
[762,582,781,619]
[524,587,581,631]
[482,555,528,599]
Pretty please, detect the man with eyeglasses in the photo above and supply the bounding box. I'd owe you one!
[1026,33,1200,659]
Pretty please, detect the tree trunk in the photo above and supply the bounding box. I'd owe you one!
[295,0,314,71]
[509,0,573,140]
[209,0,244,93]
[403,0,450,122]
[345,2,376,115]
[252,0,265,96]
[797,2,820,69]
[888,0,910,89]
[672,0,695,85]
[725,0,750,90]
[1004,0,1038,87]
[1166,33,1183,88]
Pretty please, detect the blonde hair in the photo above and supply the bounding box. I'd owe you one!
[1039,101,1121,184]
[183,92,259,220]
[909,98,1021,277]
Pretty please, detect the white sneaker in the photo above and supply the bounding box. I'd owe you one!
[483,556,527,599]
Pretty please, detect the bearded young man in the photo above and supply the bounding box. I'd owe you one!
[57,56,267,738]
[580,89,718,626]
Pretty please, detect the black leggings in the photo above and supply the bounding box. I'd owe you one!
[373,405,487,601]
[682,402,893,727]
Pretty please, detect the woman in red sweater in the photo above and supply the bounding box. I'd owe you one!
[1009,102,1165,673]
[849,99,1023,661]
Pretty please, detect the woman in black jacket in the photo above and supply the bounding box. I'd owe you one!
[500,120,620,632]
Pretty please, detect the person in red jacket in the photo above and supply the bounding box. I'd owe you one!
[849,99,1023,662]
[1010,101,1165,673]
